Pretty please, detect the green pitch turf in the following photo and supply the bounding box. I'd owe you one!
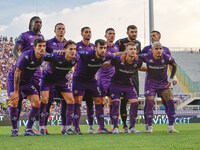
[0,124,200,150]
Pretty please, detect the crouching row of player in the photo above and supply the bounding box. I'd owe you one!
[8,38,178,136]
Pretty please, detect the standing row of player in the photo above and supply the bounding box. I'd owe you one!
[8,16,178,136]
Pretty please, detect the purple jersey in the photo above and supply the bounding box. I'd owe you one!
[16,31,44,53]
[76,41,95,52]
[142,45,171,56]
[110,55,142,87]
[97,44,119,80]
[46,37,66,53]
[140,52,175,88]
[43,52,79,82]
[16,50,47,85]
[74,50,114,81]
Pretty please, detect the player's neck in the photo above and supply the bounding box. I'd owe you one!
[31,29,40,35]
[56,36,64,42]
[107,41,114,47]
[82,39,90,46]
[126,55,134,64]
[127,37,135,42]
[95,52,101,59]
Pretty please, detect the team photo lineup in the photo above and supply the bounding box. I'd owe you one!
[7,16,179,137]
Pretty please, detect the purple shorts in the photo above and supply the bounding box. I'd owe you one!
[73,78,101,97]
[40,78,72,93]
[7,78,14,97]
[144,83,170,97]
[110,83,138,100]
[97,78,111,97]
[19,83,39,99]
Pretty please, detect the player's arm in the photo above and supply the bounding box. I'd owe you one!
[12,44,21,59]
[166,62,177,87]
[138,65,147,71]
[10,68,22,101]
[101,62,113,68]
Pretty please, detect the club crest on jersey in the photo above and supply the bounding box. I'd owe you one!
[134,64,137,67]
[149,59,154,63]
[79,46,83,49]
[58,61,62,64]
[161,59,165,63]
[91,46,94,49]
[30,61,34,64]
[29,35,33,38]
[31,42,34,46]
[74,90,78,94]
[71,59,76,64]
[53,42,57,45]
[91,59,95,61]
[111,94,115,98]
[120,62,125,65]
[114,46,118,50]
[102,58,106,61]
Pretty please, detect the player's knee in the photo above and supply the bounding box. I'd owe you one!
[33,100,41,108]
[129,99,138,103]
[75,96,82,104]
[66,97,74,104]
[93,98,102,105]
[11,100,18,107]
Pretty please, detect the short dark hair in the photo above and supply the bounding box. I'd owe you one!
[125,42,136,49]
[151,30,161,36]
[95,39,107,47]
[127,25,137,31]
[29,16,41,30]
[64,40,76,49]
[105,28,115,34]
[34,38,46,47]
[55,23,65,30]
[81,27,90,33]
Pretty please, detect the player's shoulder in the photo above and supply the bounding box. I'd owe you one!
[134,39,141,44]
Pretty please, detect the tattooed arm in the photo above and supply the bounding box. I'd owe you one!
[10,68,22,101]
[12,44,21,59]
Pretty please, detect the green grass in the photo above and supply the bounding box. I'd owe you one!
[0,124,200,150]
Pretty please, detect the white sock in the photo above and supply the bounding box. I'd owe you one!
[66,125,71,130]
[40,126,45,130]
[61,125,65,130]
[111,125,114,129]
[89,125,93,129]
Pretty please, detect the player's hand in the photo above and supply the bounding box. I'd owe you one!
[9,91,19,101]
[56,50,64,55]
[165,82,172,87]
[173,80,177,85]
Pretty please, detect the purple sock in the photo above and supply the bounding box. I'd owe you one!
[111,101,120,128]
[44,100,52,126]
[144,99,147,124]
[60,100,67,126]
[66,104,74,126]
[86,101,94,126]
[10,107,18,130]
[146,100,154,126]
[39,103,47,126]
[109,105,113,126]
[73,103,81,129]
[166,100,175,125]
[95,104,105,129]
[129,102,139,128]
[27,106,39,129]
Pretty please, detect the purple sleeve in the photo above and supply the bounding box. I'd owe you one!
[139,54,147,63]
[110,56,118,66]
[105,52,115,60]
[16,54,27,71]
[165,54,175,65]
[15,33,26,47]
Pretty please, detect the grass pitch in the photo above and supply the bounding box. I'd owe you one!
[0,124,200,150]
